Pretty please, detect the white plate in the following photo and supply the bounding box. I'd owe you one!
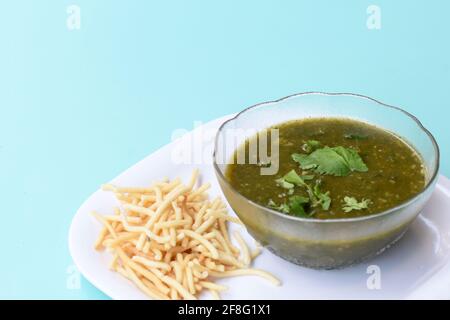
[69,114,450,300]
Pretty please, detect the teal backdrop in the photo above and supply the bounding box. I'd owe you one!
[1,1,449,299]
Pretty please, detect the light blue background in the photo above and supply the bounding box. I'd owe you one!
[1,1,448,299]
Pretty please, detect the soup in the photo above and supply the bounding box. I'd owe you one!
[225,118,426,219]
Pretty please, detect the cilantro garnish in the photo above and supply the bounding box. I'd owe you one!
[311,180,331,210]
[268,196,310,217]
[273,170,332,215]
[342,197,371,213]
[275,169,315,189]
[288,195,310,217]
[292,146,368,176]
[270,141,373,217]
[267,199,290,214]
[275,178,294,189]
[281,169,307,187]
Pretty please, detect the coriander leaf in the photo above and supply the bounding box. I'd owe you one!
[302,140,321,153]
[292,146,368,176]
[267,199,290,214]
[291,153,316,170]
[279,203,291,213]
[299,179,332,211]
[268,199,276,207]
[275,178,294,189]
[293,147,350,176]
[288,195,310,217]
[289,195,309,205]
[332,146,368,173]
[342,197,371,213]
[278,170,332,211]
[313,181,331,210]
[282,169,307,187]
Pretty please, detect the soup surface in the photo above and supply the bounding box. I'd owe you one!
[225,118,426,219]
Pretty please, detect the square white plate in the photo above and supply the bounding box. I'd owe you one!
[69,114,450,300]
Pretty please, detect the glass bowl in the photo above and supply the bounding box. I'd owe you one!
[213,92,440,269]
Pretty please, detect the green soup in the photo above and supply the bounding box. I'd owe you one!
[225,118,426,219]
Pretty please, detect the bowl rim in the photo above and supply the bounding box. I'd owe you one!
[212,91,441,223]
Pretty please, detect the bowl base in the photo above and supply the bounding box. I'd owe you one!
[265,229,409,270]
